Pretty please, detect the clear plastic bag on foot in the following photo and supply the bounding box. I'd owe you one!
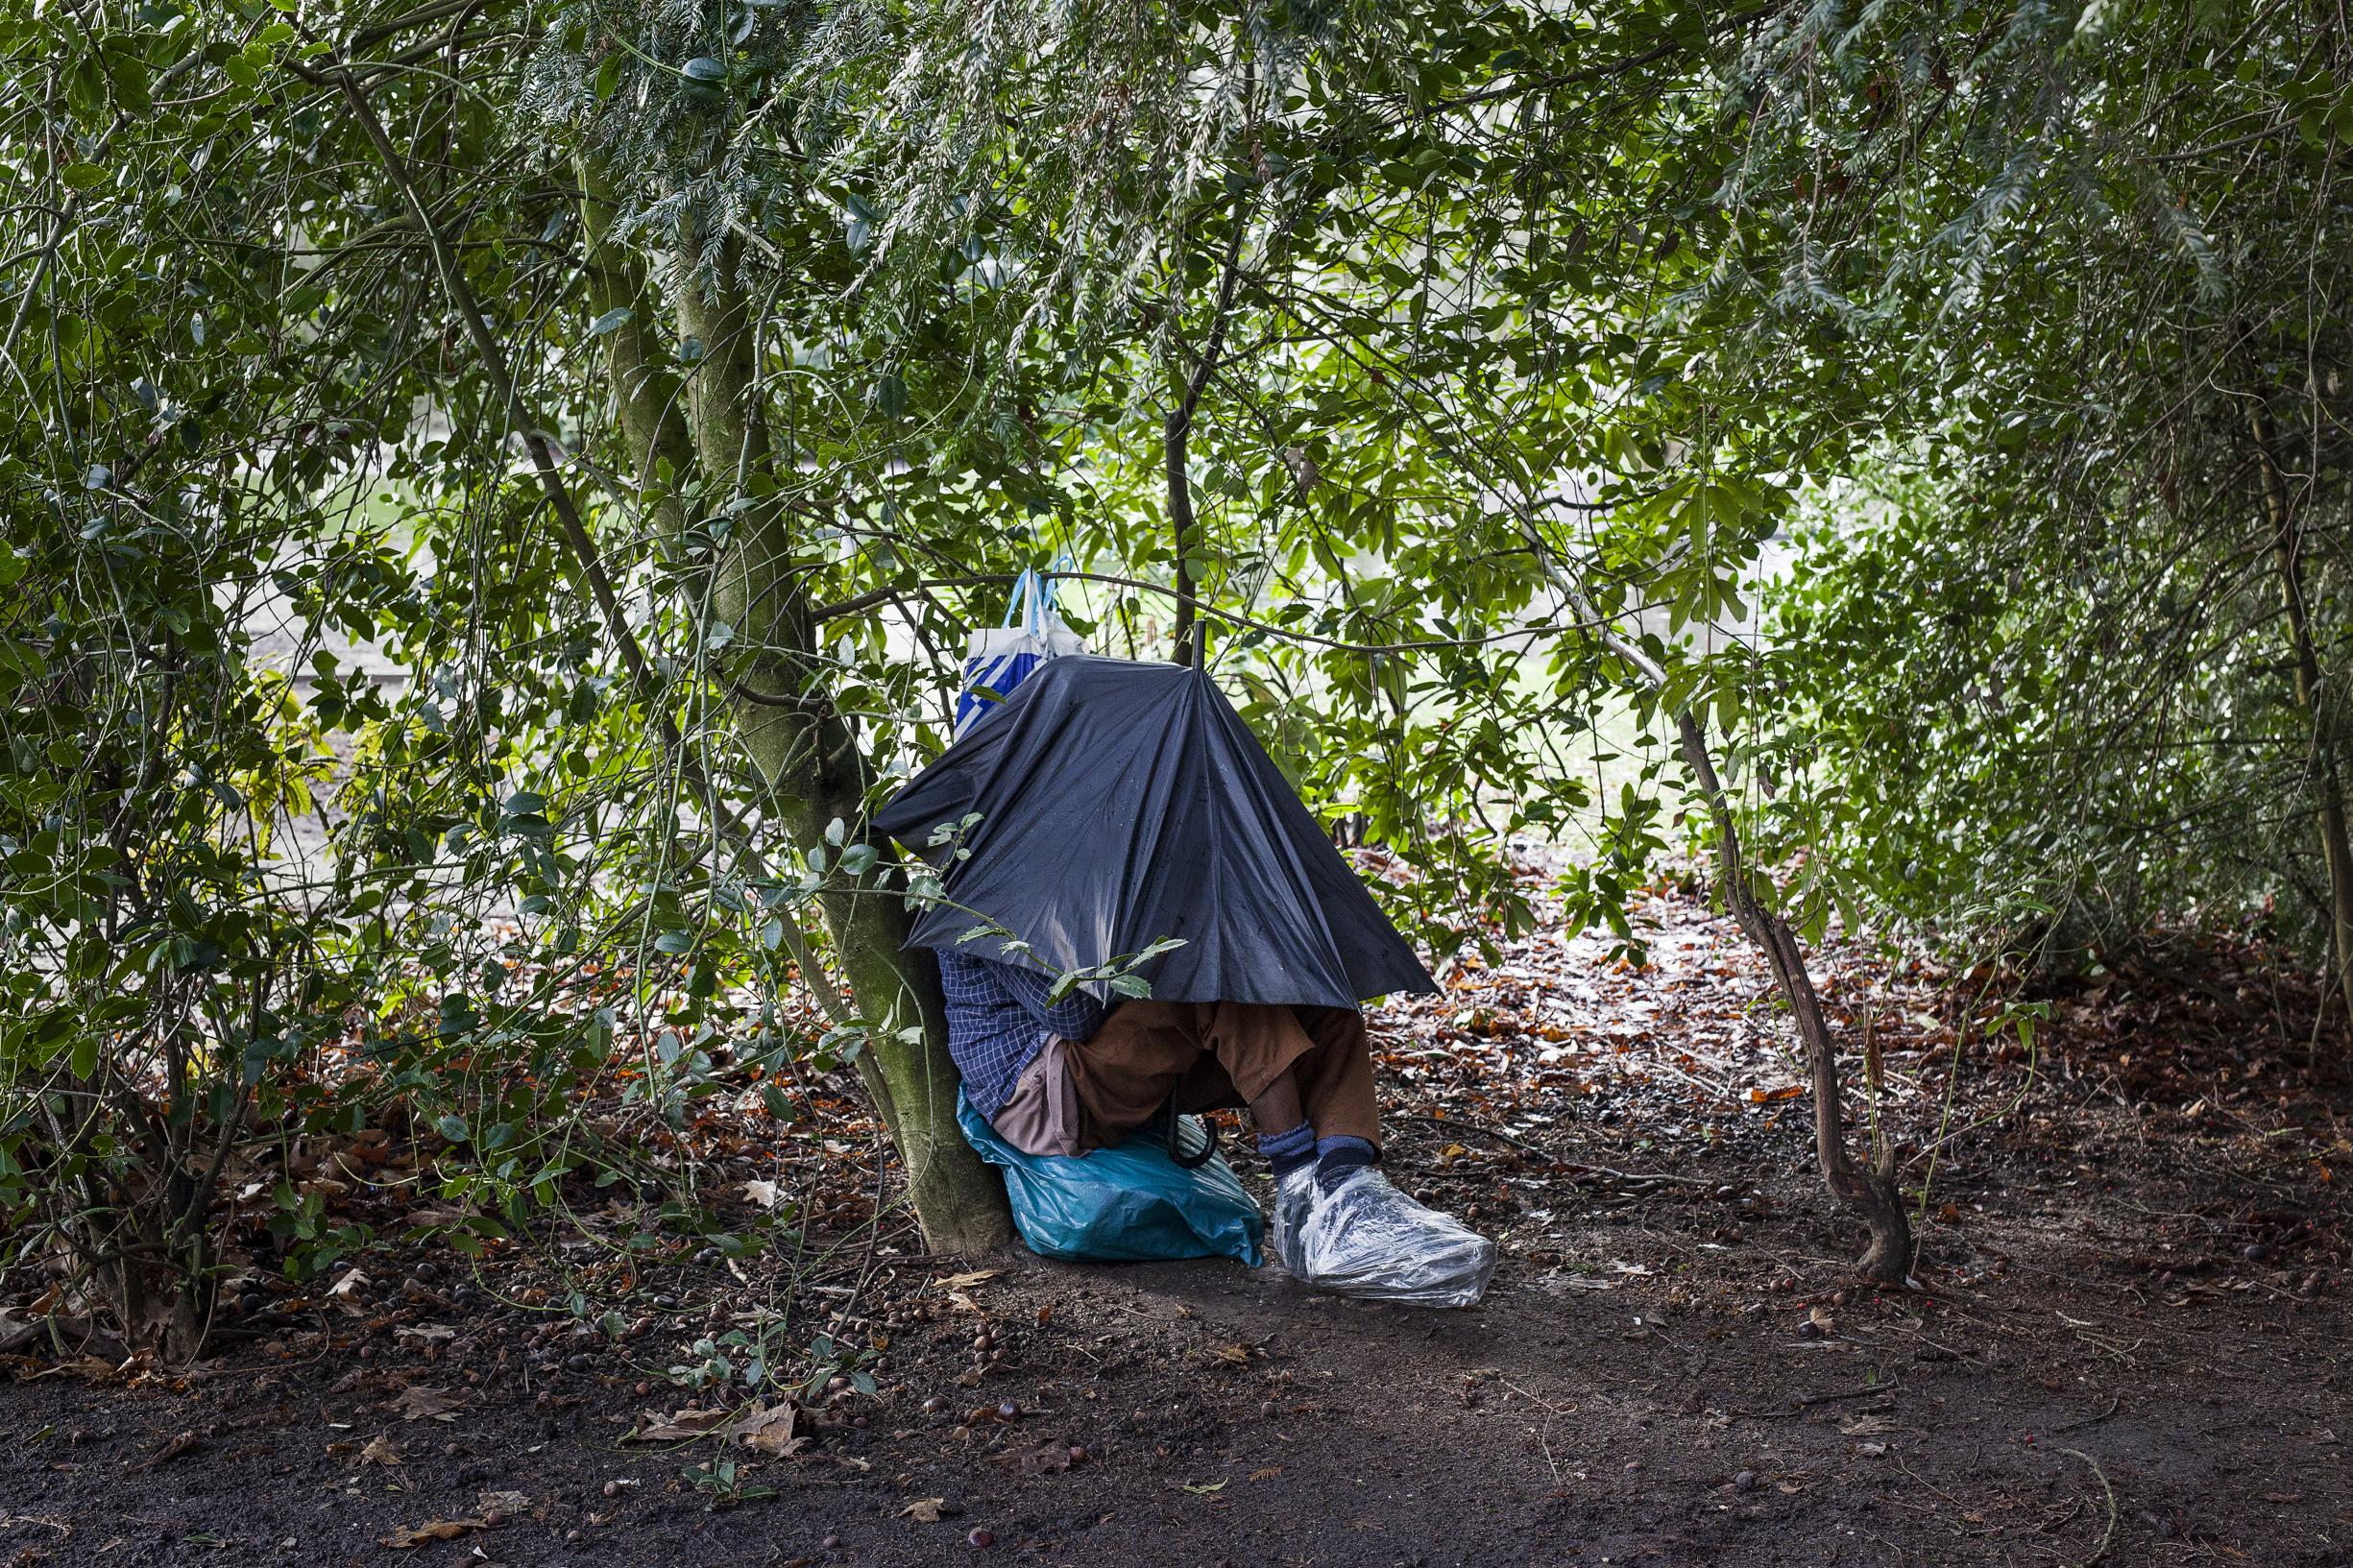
[1271,1166,1498,1308]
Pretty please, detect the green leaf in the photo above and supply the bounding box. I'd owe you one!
[59,162,107,191]
[435,1115,471,1145]
[655,930,694,954]
[682,56,726,83]
[588,307,633,338]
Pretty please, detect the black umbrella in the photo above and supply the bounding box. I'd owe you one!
[872,656,1436,1007]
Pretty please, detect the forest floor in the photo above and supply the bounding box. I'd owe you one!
[5,872,2352,1567]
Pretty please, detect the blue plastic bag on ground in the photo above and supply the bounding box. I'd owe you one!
[955,1092,1264,1266]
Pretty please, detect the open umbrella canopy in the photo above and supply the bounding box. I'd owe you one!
[872,656,1436,1008]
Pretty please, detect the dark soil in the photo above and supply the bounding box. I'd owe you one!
[7,886,2351,1567]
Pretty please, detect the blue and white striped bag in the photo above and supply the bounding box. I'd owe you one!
[953,567,1088,737]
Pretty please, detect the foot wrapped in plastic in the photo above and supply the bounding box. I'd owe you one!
[1270,1166,1498,1308]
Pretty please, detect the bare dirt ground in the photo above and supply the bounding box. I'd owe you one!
[6,879,2350,1567]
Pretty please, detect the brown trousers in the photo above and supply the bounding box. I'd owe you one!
[994,1000,1380,1157]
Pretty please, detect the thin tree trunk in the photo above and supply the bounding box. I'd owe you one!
[1164,398,1198,657]
[330,61,1007,1253]
[1163,185,1249,661]
[1660,705,1912,1282]
[577,156,694,546]
[676,234,1010,1254]
[2253,406,2353,1026]
[1525,543,1911,1280]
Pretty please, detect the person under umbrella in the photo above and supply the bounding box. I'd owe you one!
[875,655,1497,1306]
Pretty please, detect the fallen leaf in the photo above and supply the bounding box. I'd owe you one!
[393,1324,454,1342]
[476,1489,530,1519]
[1747,1084,1805,1103]
[359,1435,404,1467]
[1840,1414,1897,1436]
[1205,1343,1252,1366]
[394,1386,464,1423]
[734,1403,805,1457]
[743,1179,784,1210]
[1249,1466,1284,1482]
[994,1440,1072,1476]
[380,1517,490,1548]
[1180,1480,1227,1495]
[133,1430,201,1469]
[625,1407,733,1443]
[898,1497,947,1522]
[934,1269,1001,1291]
[25,1355,118,1383]
[327,1268,371,1315]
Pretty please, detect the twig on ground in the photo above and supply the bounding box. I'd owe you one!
[1734,1383,1899,1419]
[1391,1116,1712,1187]
[1391,1113,1546,1153]
[2054,1446,2120,1567]
[2054,1395,2122,1433]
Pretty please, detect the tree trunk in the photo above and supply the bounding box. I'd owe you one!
[338,85,1005,1252]
[2253,406,2353,1028]
[1523,533,1912,1280]
[673,230,1010,1254]
[577,157,694,546]
[1662,705,1913,1282]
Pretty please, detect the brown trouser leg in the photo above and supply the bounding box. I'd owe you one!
[1060,1001,1381,1152]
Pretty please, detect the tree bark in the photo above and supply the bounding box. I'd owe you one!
[2252,406,2353,1028]
[1661,706,1912,1282]
[576,156,694,546]
[674,231,1010,1254]
[332,62,1007,1253]
[1163,186,1249,661]
[1523,539,1911,1280]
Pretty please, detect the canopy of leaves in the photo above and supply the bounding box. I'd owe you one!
[2,0,2345,1332]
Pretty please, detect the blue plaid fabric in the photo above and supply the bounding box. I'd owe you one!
[937,949,1110,1118]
